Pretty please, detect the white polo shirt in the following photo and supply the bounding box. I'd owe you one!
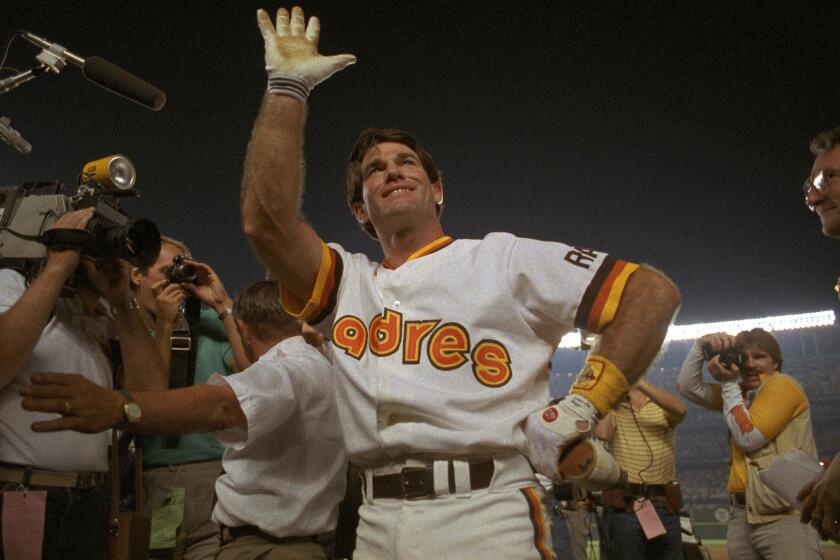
[210,336,346,538]
[0,268,113,472]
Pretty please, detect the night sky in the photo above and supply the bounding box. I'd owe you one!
[3,1,839,325]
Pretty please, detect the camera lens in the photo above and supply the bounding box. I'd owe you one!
[100,218,161,268]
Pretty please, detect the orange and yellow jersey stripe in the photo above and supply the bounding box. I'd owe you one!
[573,257,640,333]
[281,237,455,324]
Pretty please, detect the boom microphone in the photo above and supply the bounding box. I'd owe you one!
[82,56,166,111]
[21,31,166,111]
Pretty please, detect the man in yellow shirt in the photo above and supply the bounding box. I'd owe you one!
[595,379,686,560]
[678,328,823,559]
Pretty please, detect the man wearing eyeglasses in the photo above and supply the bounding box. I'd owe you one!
[804,127,840,238]
[797,126,840,543]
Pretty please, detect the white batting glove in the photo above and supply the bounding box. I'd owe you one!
[524,394,599,482]
[256,6,356,102]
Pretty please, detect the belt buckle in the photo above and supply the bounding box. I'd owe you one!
[170,336,192,352]
[401,467,432,500]
[75,472,90,489]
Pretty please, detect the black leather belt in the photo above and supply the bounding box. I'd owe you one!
[730,492,746,506]
[371,459,494,500]
[624,483,668,497]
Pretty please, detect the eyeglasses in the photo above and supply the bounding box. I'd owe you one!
[803,168,840,210]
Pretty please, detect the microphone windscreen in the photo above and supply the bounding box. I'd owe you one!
[82,56,166,111]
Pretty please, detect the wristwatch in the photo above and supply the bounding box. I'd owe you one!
[119,389,142,426]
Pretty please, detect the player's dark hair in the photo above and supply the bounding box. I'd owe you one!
[346,128,443,239]
[233,280,300,338]
[810,126,840,155]
[735,328,783,370]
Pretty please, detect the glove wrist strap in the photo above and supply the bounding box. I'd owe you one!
[267,71,311,103]
[569,354,630,416]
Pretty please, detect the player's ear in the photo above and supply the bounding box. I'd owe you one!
[433,181,444,206]
[352,202,369,225]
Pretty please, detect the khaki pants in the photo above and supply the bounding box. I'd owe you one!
[726,506,824,560]
[144,460,222,560]
[216,534,327,560]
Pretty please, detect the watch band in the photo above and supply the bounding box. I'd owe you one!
[217,307,233,321]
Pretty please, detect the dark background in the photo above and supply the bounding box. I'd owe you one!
[2,1,839,324]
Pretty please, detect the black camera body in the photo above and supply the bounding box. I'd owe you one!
[701,342,747,370]
[166,255,197,284]
[0,167,160,284]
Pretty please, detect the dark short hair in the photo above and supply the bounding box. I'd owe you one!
[810,126,840,156]
[346,128,443,239]
[735,328,783,370]
[233,280,299,337]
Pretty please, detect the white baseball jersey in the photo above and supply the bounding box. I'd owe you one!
[283,232,637,465]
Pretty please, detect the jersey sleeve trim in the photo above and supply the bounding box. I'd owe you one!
[574,258,640,333]
[280,242,342,325]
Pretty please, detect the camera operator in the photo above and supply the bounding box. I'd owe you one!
[798,125,840,542]
[0,207,166,560]
[677,329,822,559]
[129,236,250,560]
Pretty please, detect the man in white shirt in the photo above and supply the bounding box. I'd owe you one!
[21,280,347,560]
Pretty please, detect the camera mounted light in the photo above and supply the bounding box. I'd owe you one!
[81,155,136,193]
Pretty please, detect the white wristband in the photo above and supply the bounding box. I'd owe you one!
[267,72,311,103]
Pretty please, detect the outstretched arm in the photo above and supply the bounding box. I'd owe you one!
[20,372,245,435]
[241,6,355,306]
[635,378,687,424]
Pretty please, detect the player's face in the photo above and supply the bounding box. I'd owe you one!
[355,142,442,234]
[739,345,778,390]
[130,242,185,314]
[807,146,840,238]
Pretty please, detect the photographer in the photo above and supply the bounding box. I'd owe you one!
[0,208,166,560]
[129,235,249,560]
[677,329,822,560]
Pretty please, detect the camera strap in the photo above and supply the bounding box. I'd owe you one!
[165,297,201,449]
[39,228,92,249]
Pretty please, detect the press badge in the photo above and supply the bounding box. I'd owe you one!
[633,498,666,540]
[2,490,46,560]
[150,487,185,549]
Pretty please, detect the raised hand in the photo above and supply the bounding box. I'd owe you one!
[257,6,356,96]
[180,260,232,314]
[152,278,186,324]
[43,207,96,277]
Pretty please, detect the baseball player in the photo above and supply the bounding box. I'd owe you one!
[241,7,681,559]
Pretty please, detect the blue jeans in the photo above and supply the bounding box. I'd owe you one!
[1,485,108,560]
[603,501,682,560]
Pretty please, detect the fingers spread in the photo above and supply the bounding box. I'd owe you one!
[290,6,305,36]
[257,9,276,38]
[305,15,320,45]
[275,7,291,36]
